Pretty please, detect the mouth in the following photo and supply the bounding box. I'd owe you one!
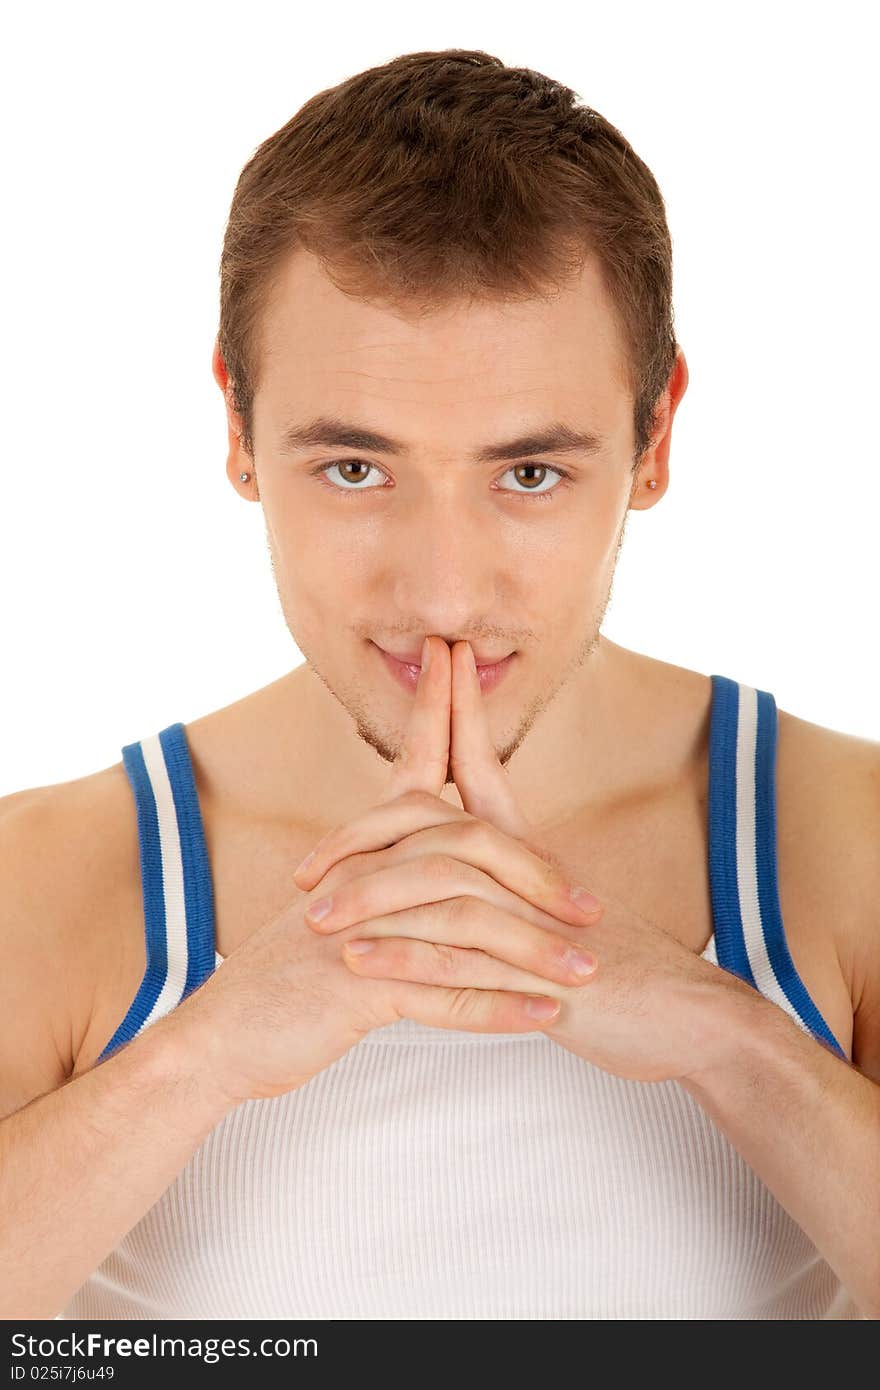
[372,642,517,695]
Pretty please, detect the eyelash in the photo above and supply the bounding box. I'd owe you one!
[307,459,575,502]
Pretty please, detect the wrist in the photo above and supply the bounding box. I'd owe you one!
[678,971,774,1093]
[145,1005,241,1122]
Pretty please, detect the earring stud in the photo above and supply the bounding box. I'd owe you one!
[239,472,250,483]
[647,479,657,489]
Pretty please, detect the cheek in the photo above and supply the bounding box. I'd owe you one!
[267,508,361,632]
[514,520,610,606]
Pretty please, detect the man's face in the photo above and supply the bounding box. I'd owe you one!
[242,251,649,779]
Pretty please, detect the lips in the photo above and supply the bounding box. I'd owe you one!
[378,644,514,667]
[373,642,516,695]
[383,652,427,666]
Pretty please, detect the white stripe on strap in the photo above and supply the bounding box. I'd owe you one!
[137,731,191,1034]
[734,683,808,1037]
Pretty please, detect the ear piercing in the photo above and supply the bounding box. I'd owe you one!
[647,479,657,489]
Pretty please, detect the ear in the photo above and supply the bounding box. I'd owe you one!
[629,345,689,510]
[212,341,257,499]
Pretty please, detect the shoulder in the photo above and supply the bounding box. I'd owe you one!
[0,761,140,1100]
[775,704,880,1080]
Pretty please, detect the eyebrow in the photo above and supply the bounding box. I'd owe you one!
[278,415,609,463]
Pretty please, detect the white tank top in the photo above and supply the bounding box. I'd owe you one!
[58,675,859,1319]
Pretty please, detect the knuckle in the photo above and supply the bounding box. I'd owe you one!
[424,852,460,882]
[536,839,561,872]
[521,838,563,893]
[543,861,565,895]
[448,986,480,1023]
[430,941,458,975]
[456,817,494,851]
[525,837,561,872]
[536,849,571,896]
[464,896,492,942]
[444,894,478,929]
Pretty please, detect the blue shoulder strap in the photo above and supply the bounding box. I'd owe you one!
[96,722,216,1063]
[708,675,846,1060]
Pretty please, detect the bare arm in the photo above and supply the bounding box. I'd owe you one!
[680,988,880,1320]
[0,1013,233,1319]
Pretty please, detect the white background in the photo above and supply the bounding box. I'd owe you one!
[2,0,877,795]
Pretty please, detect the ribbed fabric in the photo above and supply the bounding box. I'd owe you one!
[58,675,858,1320]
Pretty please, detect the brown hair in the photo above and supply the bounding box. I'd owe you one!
[217,48,679,469]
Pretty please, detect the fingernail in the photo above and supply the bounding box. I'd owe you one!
[306,896,333,923]
[421,637,431,672]
[295,850,316,877]
[570,885,602,914]
[344,939,375,955]
[566,946,597,977]
[525,996,561,1020]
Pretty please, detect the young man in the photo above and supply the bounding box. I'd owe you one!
[1,49,878,1321]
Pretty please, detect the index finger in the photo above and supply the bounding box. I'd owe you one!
[384,635,451,802]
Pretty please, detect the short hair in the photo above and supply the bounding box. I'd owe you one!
[218,48,679,469]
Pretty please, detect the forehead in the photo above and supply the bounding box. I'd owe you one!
[255,250,631,440]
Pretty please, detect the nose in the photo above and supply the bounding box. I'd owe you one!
[385,490,504,635]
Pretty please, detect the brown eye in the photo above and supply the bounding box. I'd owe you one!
[498,463,570,500]
[513,464,548,489]
[335,461,372,484]
[314,459,387,491]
